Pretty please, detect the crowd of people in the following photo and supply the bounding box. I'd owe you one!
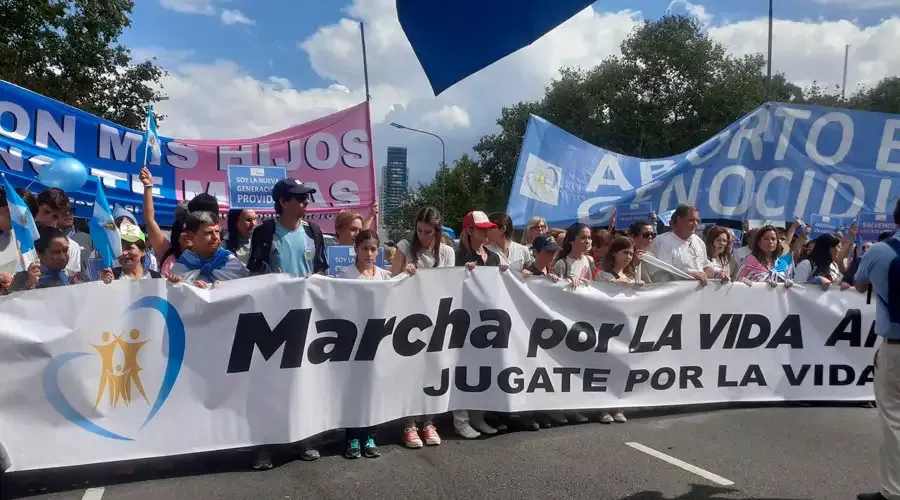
[0,172,896,472]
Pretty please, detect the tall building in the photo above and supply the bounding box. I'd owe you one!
[381,146,408,227]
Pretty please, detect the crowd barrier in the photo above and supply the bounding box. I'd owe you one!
[0,269,877,471]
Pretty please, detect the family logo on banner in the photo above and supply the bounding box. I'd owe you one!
[226,166,286,210]
[0,270,878,471]
[615,202,653,227]
[0,81,376,232]
[506,103,900,229]
[326,245,385,276]
[857,212,893,242]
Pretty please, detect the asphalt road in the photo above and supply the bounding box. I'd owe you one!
[0,404,881,500]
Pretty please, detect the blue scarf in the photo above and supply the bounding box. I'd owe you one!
[38,265,70,287]
[176,248,246,283]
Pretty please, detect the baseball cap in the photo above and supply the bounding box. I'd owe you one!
[119,220,146,243]
[463,211,496,230]
[532,234,560,253]
[273,178,317,200]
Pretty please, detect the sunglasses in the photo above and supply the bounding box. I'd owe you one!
[640,232,656,239]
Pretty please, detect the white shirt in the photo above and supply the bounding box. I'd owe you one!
[553,255,593,281]
[66,236,82,275]
[650,232,710,274]
[337,264,393,280]
[794,260,842,283]
[487,240,533,271]
[0,231,18,274]
[397,239,455,269]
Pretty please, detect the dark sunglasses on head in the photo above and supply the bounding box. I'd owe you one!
[640,232,656,239]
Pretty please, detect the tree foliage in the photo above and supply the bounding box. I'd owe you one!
[0,0,167,128]
[407,14,899,230]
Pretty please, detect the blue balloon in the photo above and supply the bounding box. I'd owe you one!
[40,157,88,192]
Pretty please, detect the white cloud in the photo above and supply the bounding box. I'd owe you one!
[668,0,712,26]
[220,9,255,26]
[159,0,215,15]
[147,0,900,186]
[421,105,471,129]
[709,16,900,91]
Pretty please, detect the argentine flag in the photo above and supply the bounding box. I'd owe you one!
[1,174,40,268]
[144,104,162,164]
[88,181,122,268]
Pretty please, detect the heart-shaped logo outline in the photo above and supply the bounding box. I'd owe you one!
[42,296,186,441]
[522,163,561,204]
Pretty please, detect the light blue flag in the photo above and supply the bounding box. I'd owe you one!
[143,104,161,165]
[1,174,40,267]
[88,181,122,268]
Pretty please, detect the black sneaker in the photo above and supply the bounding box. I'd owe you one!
[252,449,273,470]
[364,437,380,458]
[857,493,888,500]
[345,438,362,459]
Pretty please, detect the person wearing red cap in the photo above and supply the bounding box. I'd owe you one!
[452,210,507,438]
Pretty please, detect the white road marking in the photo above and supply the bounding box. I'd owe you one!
[625,442,735,486]
[82,487,105,500]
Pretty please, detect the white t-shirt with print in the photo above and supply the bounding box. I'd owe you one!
[397,239,455,269]
[337,265,393,280]
[553,255,593,281]
[650,232,710,274]
[488,241,534,271]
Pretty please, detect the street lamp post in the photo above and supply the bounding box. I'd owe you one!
[390,122,446,209]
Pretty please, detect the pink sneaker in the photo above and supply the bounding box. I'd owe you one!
[403,427,423,449]
[423,424,442,446]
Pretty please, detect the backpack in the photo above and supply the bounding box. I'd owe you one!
[246,219,328,275]
[883,238,900,323]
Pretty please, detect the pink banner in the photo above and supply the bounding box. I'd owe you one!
[172,102,376,234]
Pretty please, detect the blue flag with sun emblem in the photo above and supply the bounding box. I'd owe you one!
[1,173,40,268]
[88,181,122,268]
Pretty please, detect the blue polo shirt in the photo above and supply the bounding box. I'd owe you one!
[855,234,900,339]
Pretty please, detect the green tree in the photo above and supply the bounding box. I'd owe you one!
[849,77,900,114]
[471,15,803,211]
[386,155,487,241]
[0,0,167,128]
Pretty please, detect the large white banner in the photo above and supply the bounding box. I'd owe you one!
[0,269,878,471]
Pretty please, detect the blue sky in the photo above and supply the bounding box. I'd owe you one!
[122,0,900,185]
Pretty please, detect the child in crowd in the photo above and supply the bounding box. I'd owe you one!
[168,212,248,288]
[596,236,643,286]
[553,223,594,288]
[593,236,638,424]
[548,223,593,424]
[521,235,560,280]
[453,211,509,439]
[336,229,387,458]
[8,225,88,292]
[390,206,450,448]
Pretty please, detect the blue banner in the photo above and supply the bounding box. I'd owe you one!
[506,103,900,229]
[808,214,849,239]
[226,166,285,210]
[0,81,179,224]
[326,245,385,277]
[614,202,653,228]
[857,212,893,242]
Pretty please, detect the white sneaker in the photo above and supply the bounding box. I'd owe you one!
[470,417,498,435]
[570,412,589,423]
[454,421,481,439]
[599,412,614,424]
[613,412,627,423]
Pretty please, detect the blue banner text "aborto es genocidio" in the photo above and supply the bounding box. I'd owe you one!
[506,103,900,229]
